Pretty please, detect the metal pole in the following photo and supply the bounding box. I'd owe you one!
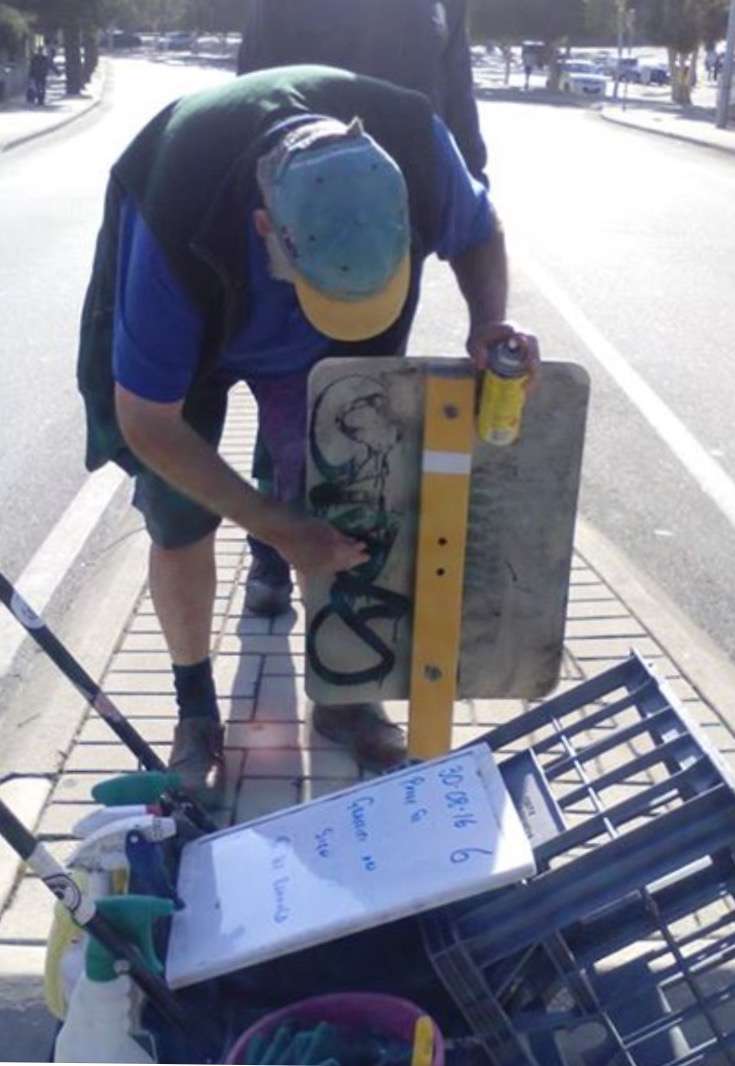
[613,0,625,100]
[0,797,221,1061]
[0,572,217,834]
[716,0,735,128]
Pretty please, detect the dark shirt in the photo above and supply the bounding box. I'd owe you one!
[237,0,487,184]
[29,53,50,80]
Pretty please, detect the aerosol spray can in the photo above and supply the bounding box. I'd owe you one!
[477,337,529,447]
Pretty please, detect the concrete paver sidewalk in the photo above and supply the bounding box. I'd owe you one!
[600,98,735,153]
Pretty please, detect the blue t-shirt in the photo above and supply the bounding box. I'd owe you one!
[113,116,494,403]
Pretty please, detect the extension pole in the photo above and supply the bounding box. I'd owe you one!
[0,572,216,834]
[0,796,220,1061]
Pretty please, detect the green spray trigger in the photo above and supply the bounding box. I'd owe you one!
[92,772,182,807]
[86,894,174,982]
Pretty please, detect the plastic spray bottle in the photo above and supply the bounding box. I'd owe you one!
[54,894,174,1063]
[46,814,177,1018]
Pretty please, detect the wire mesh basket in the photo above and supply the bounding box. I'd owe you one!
[422,652,735,1066]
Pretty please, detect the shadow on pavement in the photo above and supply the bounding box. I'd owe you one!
[0,972,56,1063]
[475,82,719,128]
[475,85,593,109]
[610,98,717,125]
[0,72,91,115]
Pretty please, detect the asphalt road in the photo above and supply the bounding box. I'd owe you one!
[412,98,735,664]
[2,57,735,669]
[0,58,226,584]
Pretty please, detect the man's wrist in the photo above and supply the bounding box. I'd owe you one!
[468,316,512,338]
[241,492,289,545]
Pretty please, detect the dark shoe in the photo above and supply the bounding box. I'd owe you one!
[169,718,225,803]
[245,551,293,616]
[312,702,407,772]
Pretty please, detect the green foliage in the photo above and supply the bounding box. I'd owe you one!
[698,0,729,47]
[637,0,729,52]
[0,2,32,56]
[471,0,728,48]
[584,0,620,39]
[469,0,587,44]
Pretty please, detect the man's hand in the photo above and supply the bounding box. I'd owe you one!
[466,321,541,388]
[267,513,369,576]
[114,385,369,577]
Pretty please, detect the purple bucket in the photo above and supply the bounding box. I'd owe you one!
[225,991,444,1065]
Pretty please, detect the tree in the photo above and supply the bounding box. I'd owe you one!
[584,0,620,40]
[469,0,587,86]
[699,0,729,48]
[638,0,730,103]
[0,3,32,59]
[18,0,116,92]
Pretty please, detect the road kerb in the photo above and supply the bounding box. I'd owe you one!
[575,515,735,731]
[1,59,108,153]
[599,105,735,156]
[0,508,149,915]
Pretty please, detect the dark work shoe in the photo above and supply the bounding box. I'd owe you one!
[244,553,293,616]
[312,703,407,773]
[169,718,225,804]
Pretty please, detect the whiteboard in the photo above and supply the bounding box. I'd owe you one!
[166,746,535,989]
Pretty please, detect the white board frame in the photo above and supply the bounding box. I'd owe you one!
[166,745,535,989]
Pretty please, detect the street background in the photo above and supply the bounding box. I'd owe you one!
[1,43,735,1062]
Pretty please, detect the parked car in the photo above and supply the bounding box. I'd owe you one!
[591,50,612,71]
[605,56,641,82]
[101,29,143,49]
[163,30,195,50]
[558,60,607,97]
[639,63,670,85]
[521,40,546,70]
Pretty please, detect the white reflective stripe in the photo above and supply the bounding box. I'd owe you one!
[31,845,96,925]
[422,450,472,475]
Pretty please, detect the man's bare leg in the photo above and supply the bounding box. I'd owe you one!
[149,532,217,665]
[149,532,224,796]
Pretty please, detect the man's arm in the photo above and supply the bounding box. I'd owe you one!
[450,220,540,376]
[115,385,367,575]
[450,220,508,346]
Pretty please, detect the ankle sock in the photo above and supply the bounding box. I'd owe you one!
[173,659,220,721]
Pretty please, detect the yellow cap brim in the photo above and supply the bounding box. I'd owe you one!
[294,253,410,342]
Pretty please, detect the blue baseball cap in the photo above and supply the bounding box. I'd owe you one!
[257,117,410,342]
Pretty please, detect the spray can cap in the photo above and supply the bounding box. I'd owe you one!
[85,894,174,982]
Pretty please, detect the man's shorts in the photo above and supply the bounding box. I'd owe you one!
[132,372,310,549]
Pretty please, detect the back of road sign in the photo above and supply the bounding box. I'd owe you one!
[303,357,590,704]
[165,745,535,988]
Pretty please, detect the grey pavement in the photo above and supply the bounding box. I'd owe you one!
[2,59,735,1062]
[599,95,735,153]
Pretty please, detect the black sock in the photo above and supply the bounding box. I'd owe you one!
[173,659,220,721]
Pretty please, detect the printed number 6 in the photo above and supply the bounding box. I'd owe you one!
[450,847,494,864]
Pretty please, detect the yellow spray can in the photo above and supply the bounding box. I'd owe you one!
[477,337,529,447]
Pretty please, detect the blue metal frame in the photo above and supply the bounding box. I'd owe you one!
[422,652,735,1065]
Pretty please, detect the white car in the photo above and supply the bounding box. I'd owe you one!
[558,61,607,97]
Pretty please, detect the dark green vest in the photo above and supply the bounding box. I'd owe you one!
[77,65,440,473]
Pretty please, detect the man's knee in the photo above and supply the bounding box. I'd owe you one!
[149,530,217,563]
[133,472,221,549]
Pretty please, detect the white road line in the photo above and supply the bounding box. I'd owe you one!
[0,465,125,679]
[518,250,735,529]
